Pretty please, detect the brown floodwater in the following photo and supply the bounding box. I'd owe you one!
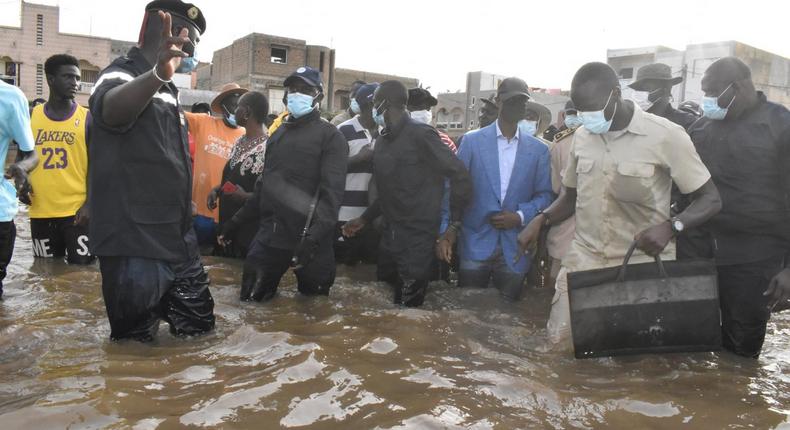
[0,211,789,429]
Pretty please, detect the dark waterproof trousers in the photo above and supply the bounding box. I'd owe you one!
[99,253,215,342]
[717,255,785,358]
[0,221,15,299]
[376,230,434,307]
[240,238,335,302]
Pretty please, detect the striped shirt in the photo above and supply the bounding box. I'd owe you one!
[439,130,457,153]
[337,116,375,221]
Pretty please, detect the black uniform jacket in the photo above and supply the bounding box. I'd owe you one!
[88,47,194,262]
[232,109,349,250]
[363,114,472,246]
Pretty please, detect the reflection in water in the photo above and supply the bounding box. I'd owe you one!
[0,212,789,429]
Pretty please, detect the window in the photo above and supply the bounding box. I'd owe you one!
[36,14,43,46]
[271,46,287,64]
[80,69,97,93]
[81,69,98,84]
[36,64,43,95]
[619,67,633,79]
[319,51,325,72]
[1,62,19,86]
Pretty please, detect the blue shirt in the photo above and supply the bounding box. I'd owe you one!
[0,81,35,222]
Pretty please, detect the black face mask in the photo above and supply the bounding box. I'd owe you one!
[500,100,527,123]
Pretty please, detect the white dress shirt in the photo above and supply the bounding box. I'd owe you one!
[495,120,524,225]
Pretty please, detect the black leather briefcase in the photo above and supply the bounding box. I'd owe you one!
[568,241,721,359]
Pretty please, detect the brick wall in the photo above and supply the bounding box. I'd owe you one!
[0,2,133,105]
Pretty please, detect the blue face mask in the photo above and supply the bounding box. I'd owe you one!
[372,103,387,128]
[701,83,735,120]
[350,99,361,115]
[176,47,199,74]
[578,90,617,134]
[518,119,538,137]
[564,114,583,129]
[223,105,237,127]
[287,92,317,119]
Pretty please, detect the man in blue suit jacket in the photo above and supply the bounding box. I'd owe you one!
[437,77,553,300]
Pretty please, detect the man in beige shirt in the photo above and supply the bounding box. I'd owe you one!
[518,62,722,348]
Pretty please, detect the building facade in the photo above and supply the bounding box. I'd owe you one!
[608,41,790,109]
[199,33,418,115]
[436,71,569,140]
[0,1,135,105]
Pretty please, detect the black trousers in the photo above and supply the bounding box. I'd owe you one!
[0,221,15,299]
[98,253,215,342]
[376,231,434,307]
[717,256,785,358]
[333,222,379,266]
[241,238,335,302]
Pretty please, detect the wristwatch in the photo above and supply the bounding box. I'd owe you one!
[537,210,552,227]
[670,217,685,235]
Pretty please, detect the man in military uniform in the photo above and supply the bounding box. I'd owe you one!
[544,101,580,288]
[628,63,698,130]
[518,63,722,348]
[88,0,214,341]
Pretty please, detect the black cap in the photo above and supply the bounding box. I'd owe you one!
[283,66,323,90]
[497,77,530,102]
[146,0,206,35]
[407,88,438,109]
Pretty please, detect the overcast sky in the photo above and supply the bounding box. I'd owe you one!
[1,0,786,93]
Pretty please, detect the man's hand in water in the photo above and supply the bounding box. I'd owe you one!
[765,268,790,312]
[342,218,366,238]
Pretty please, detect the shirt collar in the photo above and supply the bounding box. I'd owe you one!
[621,101,648,136]
[495,119,520,142]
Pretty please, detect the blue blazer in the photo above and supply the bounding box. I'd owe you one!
[450,122,553,273]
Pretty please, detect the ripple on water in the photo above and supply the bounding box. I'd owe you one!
[361,337,398,355]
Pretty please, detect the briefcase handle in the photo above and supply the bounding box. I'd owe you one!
[617,240,669,282]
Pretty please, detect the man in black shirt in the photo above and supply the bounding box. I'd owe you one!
[628,63,698,130]
[221,66,348,302]
[343,81,472,307]
[88,0,214,341]
[689,57,790,358]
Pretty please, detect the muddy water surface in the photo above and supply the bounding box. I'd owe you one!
[1,212,789,429]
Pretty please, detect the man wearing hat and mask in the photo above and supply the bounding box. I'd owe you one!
[88,0,215,341]
[185,83,246,247]
[407,88,457,153]
[331,80,366,126]
[436,77,553,301]
[335,83,380,265]
[628,63,698,131]
[221,66,348,302]
[479,95,499,129]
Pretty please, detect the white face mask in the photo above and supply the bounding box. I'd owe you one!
[410,110,433,125]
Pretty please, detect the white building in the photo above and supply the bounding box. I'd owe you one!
[608,41,790,108]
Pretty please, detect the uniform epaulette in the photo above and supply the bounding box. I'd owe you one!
[553,127,577,142]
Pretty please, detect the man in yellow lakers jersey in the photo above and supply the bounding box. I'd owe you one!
[26,54,93,264]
